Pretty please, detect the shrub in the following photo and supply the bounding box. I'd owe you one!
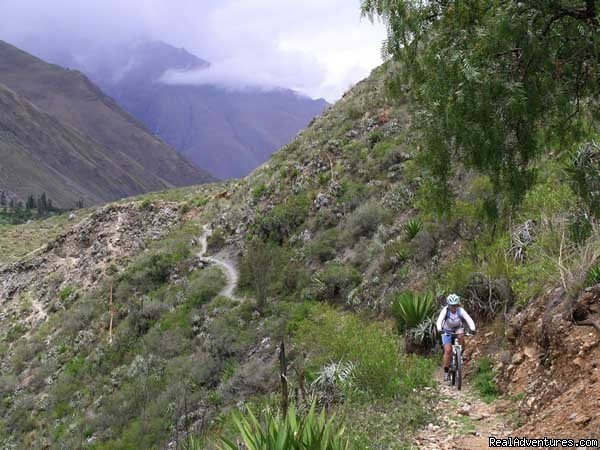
[254,194,310,243]
[59,286,77,301]
[187,266,226,307]
[310,264,361,304]
[306,230,338,263]
[239,240,287,309]
[338,181,371,212]
[295,304,405,398]
[567,141,600,218]
[207,227,227,253]
[381,240,410,272]
[367,129,384,148]
[390,291,437,333]
[219,403,349,450]
[252,183,268,200]
[568,211,593,244]
[587,264,600,286]
[473,357,499,403]
[346,201,391,239]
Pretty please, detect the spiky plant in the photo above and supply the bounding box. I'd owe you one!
[391,291,437,333]
[310,361,355,409]
[312,360,355,389]
[587,264,600,286]
[218,402,349,450]
[408,317,437,347]
[403,219,423,241]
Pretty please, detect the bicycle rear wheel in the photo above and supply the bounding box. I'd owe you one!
[456,347,462,390]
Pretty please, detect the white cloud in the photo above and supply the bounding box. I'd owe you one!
[0,0,386,102]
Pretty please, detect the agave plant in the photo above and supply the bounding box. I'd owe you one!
[218,402,349,450]
[391,291,437,333]
[403,219,423,241]
[408,317,437,347]
[312,360,355,389]
[310,360,355,409]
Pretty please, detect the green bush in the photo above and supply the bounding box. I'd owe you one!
[187,266,226,307]
[346,201,391,239]
[219,403,349,450]
[252,183,268,200]
[473,357,499,403]
[295,304,416,398]
[390,291,437,333]
[367,129,384,148]
[207,227,227,253]
[587,264,600,286]
[306,230,338,263]
[310,263,361,304]
[567,142,600,219]
[254,194,310,243]
[59,286,77,301]
[381,240,410,272]
[338,181,371,212]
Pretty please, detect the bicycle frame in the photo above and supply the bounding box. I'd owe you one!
[443,331,472,390]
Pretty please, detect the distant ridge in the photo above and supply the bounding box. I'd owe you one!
[59,41,329,179]
[0,40,214,193]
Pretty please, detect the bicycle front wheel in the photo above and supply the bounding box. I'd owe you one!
[456,347,462,390]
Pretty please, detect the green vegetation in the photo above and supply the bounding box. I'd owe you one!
[391,291,436,333]
[473,357,500,403]
[219,403,349,450]
[362,0,599,208]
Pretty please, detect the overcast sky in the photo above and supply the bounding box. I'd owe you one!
[0,0,386,102]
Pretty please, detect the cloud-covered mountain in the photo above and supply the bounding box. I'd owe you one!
[63,41,329,179]
[0,40,214,206]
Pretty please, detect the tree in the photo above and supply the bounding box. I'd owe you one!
[239,240,283,311]
[362,0,600,211]
[25,195,36,210]
[0,191,6,207]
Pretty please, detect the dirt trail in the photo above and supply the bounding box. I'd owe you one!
[198,225,241,300]
[415,368,515,450]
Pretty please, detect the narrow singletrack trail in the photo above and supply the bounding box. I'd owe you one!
[198,225,241,300]
[414,368,514,450]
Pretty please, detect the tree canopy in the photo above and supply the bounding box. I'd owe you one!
[362,0,600,209]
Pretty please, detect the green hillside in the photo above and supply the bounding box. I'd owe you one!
[0,2,599,446]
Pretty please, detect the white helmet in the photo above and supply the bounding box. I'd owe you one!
[446,294,460,305]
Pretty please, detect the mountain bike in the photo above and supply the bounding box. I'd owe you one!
[443,331,473,390]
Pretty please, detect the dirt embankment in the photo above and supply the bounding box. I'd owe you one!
[466,284,600,442]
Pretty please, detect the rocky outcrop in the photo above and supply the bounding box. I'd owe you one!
[470,285,600,439]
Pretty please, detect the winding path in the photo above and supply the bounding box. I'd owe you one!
[198,225,241,300]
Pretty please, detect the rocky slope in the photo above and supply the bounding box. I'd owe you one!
[0,83,171,207]
[0,40,213,197]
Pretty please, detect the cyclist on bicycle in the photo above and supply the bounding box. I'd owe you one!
[436,294,476,381]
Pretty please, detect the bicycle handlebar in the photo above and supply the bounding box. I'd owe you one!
[440,331,474,336]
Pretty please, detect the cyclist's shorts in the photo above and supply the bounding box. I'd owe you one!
[441,328,464,345]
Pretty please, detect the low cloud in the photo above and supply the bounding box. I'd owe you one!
[0,0,386,102]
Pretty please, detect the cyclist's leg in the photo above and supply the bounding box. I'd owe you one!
[441,332,452,367]
[457,329,466,357]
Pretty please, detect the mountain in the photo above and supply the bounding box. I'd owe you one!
[65,41,329,179]
[0,83,172,207]
[0,40,214,193]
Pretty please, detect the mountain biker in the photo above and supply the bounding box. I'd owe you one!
[436,294,476,381]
